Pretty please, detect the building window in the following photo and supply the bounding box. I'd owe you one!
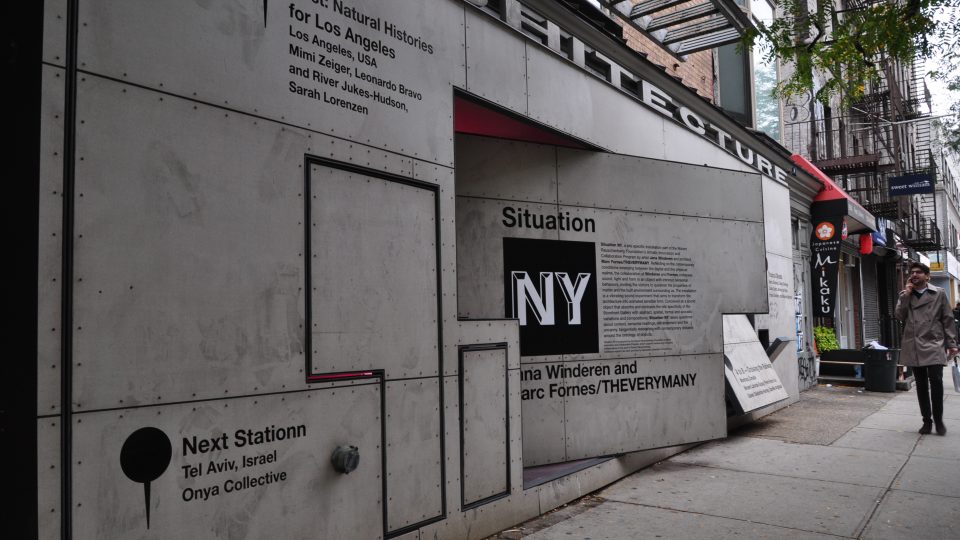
[751,0,781,142]
[717,43,752,127]
[717,0,781,141]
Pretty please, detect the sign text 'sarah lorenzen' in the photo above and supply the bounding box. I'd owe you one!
[286,1,432,116]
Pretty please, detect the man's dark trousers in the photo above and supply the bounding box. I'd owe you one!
[914,365,944,422]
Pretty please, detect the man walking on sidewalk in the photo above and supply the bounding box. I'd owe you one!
[896,262,958,435]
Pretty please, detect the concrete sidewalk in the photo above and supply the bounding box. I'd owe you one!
[491,380,960,539]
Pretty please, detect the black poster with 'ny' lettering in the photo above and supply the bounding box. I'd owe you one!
[503,237,599,356]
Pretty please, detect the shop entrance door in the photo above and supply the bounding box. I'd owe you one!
[839,257,860,349]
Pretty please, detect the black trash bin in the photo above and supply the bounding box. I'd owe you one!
[863,349,898,392]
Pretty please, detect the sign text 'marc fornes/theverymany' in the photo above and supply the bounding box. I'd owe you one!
[520,359,697,401]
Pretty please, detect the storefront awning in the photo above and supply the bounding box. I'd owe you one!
[792,155,877,233]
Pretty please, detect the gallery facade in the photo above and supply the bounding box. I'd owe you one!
[21,1,849,538]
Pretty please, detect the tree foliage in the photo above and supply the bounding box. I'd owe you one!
[929,3,960,150]
[746,0,960,148]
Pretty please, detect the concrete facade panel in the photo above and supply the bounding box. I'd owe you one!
[420,485,540,540]
[755,253,798,341]
[754,253,800,404]
[454,136,557,203]
[42,0,67,67]
[438,375,462,530]
[537,473,583,516]
[723,312,758,342]
[506,368,524,493]
[460,347,510,506]
[456,135,768,464]
[457,202,765,354]
[38,418,61,540]
[315,136,416,178]
[385,378,444,533]
[524,44,666,159]
[763,177,793,258]
[38,65,64,416]
[75,0,467,165]
[517,361,568,466]
[562,354,726,459]
[35,1,812,537]
[310,164,440,379]
[456,198,559,320]
[410,161,459,376]
[557,149,763,222]
[567,208,767,353]
[71,78,306,410]
[661,119,752,173]
[456,320,520,371]
[464,9,528,114]
[69,385,383,539]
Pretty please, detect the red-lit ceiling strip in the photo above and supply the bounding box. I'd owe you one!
[454,95,592,150]
[307,371,376,382]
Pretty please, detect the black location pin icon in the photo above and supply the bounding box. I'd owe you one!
[120,427,172,529]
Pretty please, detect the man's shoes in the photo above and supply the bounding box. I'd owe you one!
[919,421,933,434]
[935,420,947,436]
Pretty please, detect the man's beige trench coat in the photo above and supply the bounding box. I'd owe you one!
[895,284,958,367]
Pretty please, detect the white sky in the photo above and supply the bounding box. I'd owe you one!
[928,7,958,117]
[927,74,951,117]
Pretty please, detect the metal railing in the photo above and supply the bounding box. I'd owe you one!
[783,114,896,168]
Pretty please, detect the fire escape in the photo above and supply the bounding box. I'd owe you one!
[784,57,940,252]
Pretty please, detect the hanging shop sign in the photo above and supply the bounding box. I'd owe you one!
[871,218,890,247]
[888,173,935,196]
[810,218,843,317]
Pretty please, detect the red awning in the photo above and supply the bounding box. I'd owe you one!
[792,154,877,233]
[454,94,594,150]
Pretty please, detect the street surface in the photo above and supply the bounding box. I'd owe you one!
[490,382,960,539]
